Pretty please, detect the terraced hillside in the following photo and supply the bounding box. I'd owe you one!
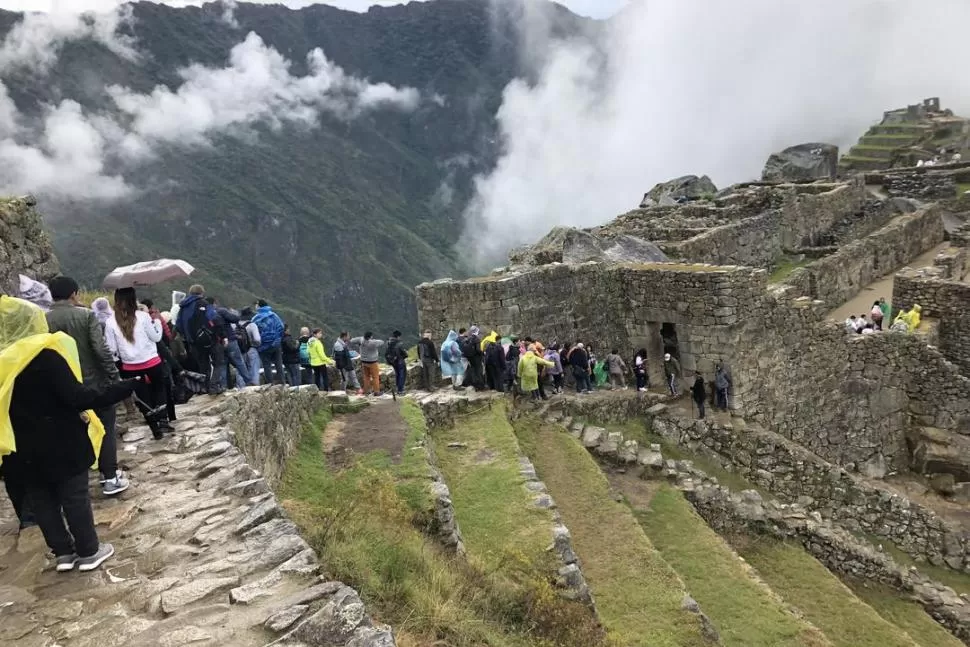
[272,390,969,647]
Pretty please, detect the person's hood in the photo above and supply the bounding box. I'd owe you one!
[469,325,480,337]
[299,335,310,343]
[913,304,922,313]
[445,330,458,344]
[0,296,48,353]
[179,293,203,309]
[257,305,274,315]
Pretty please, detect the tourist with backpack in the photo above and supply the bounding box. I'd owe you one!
[439,330,465,390]
[350,331,386,396]
[210,298,251,390]
[333,331,361,393]
[252,299,285,385]
[298,327,312,384]
[385,330,409,395]
[237,308,261,386]
[281,325,302,386]
[308,328,332,391]
[461,325,485,390]
[176,285,217,393]
[417,330,439,391]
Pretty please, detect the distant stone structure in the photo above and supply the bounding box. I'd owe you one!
[0,195,59,294]
[761,142,839,183]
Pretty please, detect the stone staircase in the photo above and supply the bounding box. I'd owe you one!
[0,392,394,647]
[840,124,934,173]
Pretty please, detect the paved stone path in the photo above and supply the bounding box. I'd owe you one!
[0,395,393,647]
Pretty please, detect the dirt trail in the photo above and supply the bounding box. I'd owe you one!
[827,243,948,323]
[323,399,410,468]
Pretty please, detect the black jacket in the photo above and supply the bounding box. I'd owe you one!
[281,334,301,365]
[692,376,706,403]
[485,341,507,369]
[8,349,137,482]
[417,338,438,363]
[569,348,590,370]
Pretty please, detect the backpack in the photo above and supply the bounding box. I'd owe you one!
[187,304,215,350]
[299,340,310,365]
[253,311,282,349]
[460,336,477,359]
[385,339,402,364]
[236,323,251,354]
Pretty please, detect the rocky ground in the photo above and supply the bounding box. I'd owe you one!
[0,395,393,647]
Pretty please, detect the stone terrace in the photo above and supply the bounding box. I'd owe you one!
[0,388,395,647]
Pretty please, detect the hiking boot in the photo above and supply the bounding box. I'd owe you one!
[55,553,79,572]
[77,543,114,572]
[102,472,130,497]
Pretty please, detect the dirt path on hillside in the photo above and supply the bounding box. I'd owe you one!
[323,400,410,468]
[827,243,947,323]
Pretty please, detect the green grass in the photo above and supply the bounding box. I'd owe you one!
[956,183,970,197]
[278,408,603,647]
[734,537,919,647]
[769,257,814,283]
[843,578,963,647]
[513,417,712,647]
[635,485,829,647]
[857,532,970,597]
[432,402,554,574]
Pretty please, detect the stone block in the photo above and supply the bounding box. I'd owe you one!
[581,426,605,448]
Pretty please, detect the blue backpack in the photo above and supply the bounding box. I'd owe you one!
[252,311,283,349]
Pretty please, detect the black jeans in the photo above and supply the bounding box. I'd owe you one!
[2,463,33,528]
[27,470,99,558]
[393,360,407,393]
[716,388,729,410]
[485,364,505,392]
[210,342,227,393]
[190,344,212,391]
[312,365,330,391]
[469,355,485,390]
[552,373,564,391]
[421,360,437,390]
[120,363,167,438]
[636,372,647,390]
[259,346,285,385]
[94,405,117,480]
[695,398,706,419]
[573,367,590,392]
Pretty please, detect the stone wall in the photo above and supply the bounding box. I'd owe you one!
[781,204,944,309]
[894,269,970,376]
[0,196,59,294]
[418,263,765,403]
[648,410,970,571]
[885,173,957,200]
[226,385,325,488]
[669,210,782,268]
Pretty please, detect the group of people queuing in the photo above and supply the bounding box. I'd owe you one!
[844,298,922,335]
[428,326,733,418]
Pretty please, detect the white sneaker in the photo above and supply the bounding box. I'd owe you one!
[102,472,130,496]
[55,553,79,572]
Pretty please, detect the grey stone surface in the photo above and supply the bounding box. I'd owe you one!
[762,142,838,182]
[0,195,59,295]
[640,175,717,207]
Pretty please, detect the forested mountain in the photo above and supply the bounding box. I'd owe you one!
[0,0,594,334]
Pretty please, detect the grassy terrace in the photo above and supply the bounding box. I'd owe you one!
[844,579,963,647]
[636,484,829,647]
[513,417,712,646]
[734,537,920,647]
[278,404,603,647]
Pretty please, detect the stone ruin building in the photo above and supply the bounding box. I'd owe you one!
[418,99,970,515]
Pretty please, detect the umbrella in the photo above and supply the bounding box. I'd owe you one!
[102,259,194,290]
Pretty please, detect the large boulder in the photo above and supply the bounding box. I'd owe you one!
[907,427,970,482]
[508,227,668,267]
[0,195,59,295]
[639,175,717,208]
[762,143,839,182]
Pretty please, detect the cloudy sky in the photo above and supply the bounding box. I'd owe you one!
[0,0,626,19]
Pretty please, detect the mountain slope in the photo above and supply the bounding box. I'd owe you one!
[0,0,595,334]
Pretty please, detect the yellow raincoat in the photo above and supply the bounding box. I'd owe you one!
[894,304,922,332]
[0,296,104,467]
[480,330,498,352]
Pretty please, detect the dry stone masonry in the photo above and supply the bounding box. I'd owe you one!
[0,195,59,294]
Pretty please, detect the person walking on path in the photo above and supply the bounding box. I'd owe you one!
[879,297,891,328]
[633,348,649,392]
[569,342,592,393]
[46,276,130,496]
[714,362,731,411]
[870,300,884,331]
[439,330,465,390]
[333,332,361,393]
[518,343,555,402]
[663,353,681,396]
[252,300,285,385]
[417,330,439,391]
[281,325,302,386]
[350,332,385,396]
[104,288,169,439]
[1,295,139,572]
[544,345,564,393]
[605,349,627,389]
[691,371,707,419]
[385,331,409,395]
[308,328,332,391]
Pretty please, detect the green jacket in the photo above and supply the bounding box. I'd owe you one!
[45,301,120,388]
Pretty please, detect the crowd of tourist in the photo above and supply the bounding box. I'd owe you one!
[844,297,922,335]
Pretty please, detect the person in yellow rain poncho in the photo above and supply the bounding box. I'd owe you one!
[480,330,499,352]
[518,343,555,402]
[892,304,923,333]
[0,295,137,572]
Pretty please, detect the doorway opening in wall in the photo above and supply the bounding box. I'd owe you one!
[661,323,679,359]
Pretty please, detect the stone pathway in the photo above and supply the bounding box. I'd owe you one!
[0,395,393,647]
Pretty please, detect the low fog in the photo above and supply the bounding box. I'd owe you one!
[0,5,419,200]
[462,0,970,267]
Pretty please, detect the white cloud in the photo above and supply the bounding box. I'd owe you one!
[0,3,136,73]
[0,6,421,200]
[462,0,970,267]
